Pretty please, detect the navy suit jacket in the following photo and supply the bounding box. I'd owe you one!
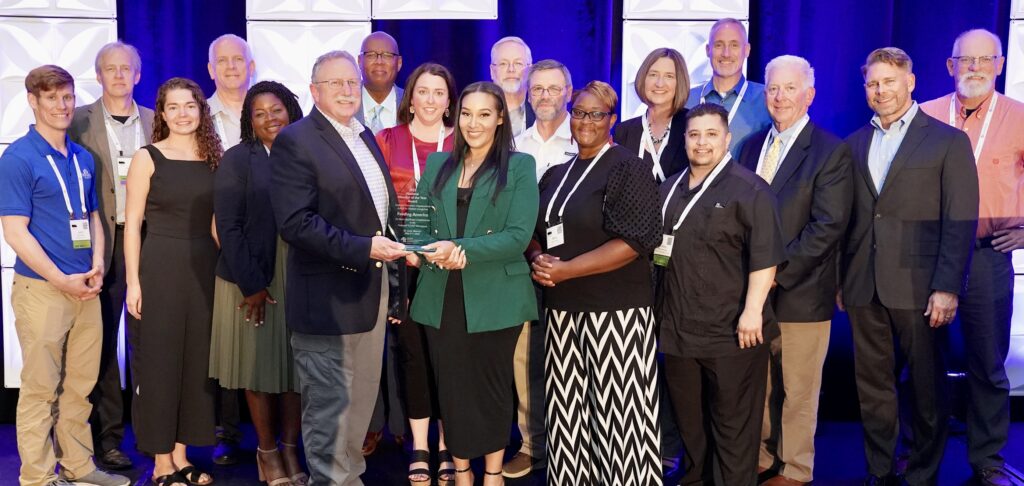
[738,121,854,322]
[270,108,399,335]
[842,109,978,310]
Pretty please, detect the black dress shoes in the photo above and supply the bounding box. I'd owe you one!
[212,438,240,466]
[97,448,133,470]
[976,467,1016,486]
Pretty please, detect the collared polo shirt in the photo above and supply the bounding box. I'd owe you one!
[514,113,577,181]
[101,101,144,223]
[686,75,771,157]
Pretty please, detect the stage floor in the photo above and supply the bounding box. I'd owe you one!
[0,422,1020,485]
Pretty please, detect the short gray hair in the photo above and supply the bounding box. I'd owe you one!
[490,36,533,64]
[208,34,253,65]
[311,50,359,83]
[952,28,1003,57]
[765,55,815,90]
[94,41,142,74]
[527,59,572,90]
[709,18,748,43]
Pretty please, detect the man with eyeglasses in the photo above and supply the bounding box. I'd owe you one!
[502,59,577,479]
[684,18,770,157]
[490,36,535,136]
[357,31,403,134]
[843,47,978,486]
[920,29,1024,486]
[270,50,408,486]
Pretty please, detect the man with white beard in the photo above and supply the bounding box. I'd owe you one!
[490,36,535,136]
[921,28,1024,486]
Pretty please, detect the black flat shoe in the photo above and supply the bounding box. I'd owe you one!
[98,448,133,470]
[153,471,189,486]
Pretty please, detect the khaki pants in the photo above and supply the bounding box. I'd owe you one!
[513,319,546,459]
[759,320,831,482]
[12,275,101,486]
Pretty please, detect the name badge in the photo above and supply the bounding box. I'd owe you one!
[653,234,674,267]
[70,218,91,249]
[546,223,565,249]
[117,156,132,185]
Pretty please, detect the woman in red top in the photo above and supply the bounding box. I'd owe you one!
[375,62,456,485]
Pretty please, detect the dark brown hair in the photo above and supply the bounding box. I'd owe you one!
[153,77,223,170]
[633,48,690,114]
[397,63,457,127]
[25,65,74,96]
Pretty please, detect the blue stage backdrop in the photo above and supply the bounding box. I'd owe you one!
[0,0,1012,424]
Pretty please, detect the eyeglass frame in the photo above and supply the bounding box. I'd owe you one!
[361,51,400,62]
[529,85,569,97]
[570,108,613,122]
[491,61,529,72]
[948,55,1002,67]
[312,78,361,91]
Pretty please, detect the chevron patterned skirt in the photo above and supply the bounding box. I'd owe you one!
[545,306,663,485]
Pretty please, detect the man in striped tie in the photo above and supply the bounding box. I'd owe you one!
[738,55,854,486]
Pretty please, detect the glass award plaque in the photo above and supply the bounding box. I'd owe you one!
[397,191,434,251]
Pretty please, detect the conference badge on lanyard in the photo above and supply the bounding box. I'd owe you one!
[653,235,674,266]
[47,153,91,249]
[544,143,612,249]
[653,154,731,266]
[105,117,142,185]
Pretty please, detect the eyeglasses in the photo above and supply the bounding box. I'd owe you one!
[361,51,399,62]
[313,78,360,90]
[570,109,612,121]
[949,55,1002,67]
[530,85,566,97]
[492,61,528,72]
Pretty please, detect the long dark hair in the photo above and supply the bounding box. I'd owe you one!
[432,81,513,203]
[240,80,304,145]
[153,77,222,170]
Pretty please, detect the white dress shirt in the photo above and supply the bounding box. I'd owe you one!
[514,114,577,181]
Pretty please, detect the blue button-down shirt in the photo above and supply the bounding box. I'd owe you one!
[0,125,99,279]
[868,102,919,192]
[686,75,772,157]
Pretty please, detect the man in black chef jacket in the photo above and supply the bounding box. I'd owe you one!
[656,102,786,486]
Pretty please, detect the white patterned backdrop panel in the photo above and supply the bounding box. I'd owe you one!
[0,0,115,18]
[246,0,370,20]
[0,144,11,269]
[1007,21,1024,103]
[624,0,748,20]
[620,20,748,118]
[1013,0,1024,19]
[2,268,18,388]
[0,17,113,143]
[247,21,371,114]
[371,0,497,19]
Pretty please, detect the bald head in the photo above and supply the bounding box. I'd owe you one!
[359,31,402,95]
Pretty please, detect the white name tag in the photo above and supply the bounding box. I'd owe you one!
[116,156,132,185]
[653,234,674,267]
[546,223,565,249]
[70,218,91,249]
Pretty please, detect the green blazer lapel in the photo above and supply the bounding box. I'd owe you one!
[464,170,498,237]
[442,166,458,237]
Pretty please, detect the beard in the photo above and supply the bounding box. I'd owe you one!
[957,72,994,99]
[500,79,522,93]
[533,103,561,122]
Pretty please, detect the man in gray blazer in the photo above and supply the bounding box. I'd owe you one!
[355,31,404,134]
[68,41,154,471]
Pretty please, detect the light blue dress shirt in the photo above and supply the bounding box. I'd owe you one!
[686,75,772,158]
[868,102,919,192]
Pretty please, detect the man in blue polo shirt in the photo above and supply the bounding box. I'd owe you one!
[685,18,772,157]
[0,65,128,486]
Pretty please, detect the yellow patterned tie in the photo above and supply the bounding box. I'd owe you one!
[760,136,782,184]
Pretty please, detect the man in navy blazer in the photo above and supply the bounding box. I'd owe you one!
[270,50,408,486]
[842,48,978,486]
[738,55,853,486]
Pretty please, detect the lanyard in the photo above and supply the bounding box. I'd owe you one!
[103,116,143,156]
[660,154,731,233]
[544,142,612,224]
[639,111,669,181]
[755,116,810,178]
[410,126,446,183]
[948,93,997,163]
[46,153,87,219]
[700,79,749,125]
[215,115,228,146]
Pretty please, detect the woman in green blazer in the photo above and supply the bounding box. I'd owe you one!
[406,81,538,486]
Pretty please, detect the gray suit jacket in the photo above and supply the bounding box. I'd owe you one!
[354,86,404,127]
[68,99,155,269]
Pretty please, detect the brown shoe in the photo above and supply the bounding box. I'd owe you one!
[361,431,383,457]
[502,452,545,479]
[762,475,808,486]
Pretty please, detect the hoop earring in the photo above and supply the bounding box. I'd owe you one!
[445,108,450,117]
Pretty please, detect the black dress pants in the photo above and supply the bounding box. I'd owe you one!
[665,345,769,486]
[90,226,126,453]
[848,298,949,486]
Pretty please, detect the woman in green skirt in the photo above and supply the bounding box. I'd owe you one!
[210,81,306,486]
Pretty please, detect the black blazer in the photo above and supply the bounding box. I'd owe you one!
[738,121,854,322]
[613,109,689,180]
[842,109,978,310]
[214,142,277,297]
[270,108,399,335]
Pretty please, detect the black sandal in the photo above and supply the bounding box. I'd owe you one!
[178,465,214,486]
[153,471,189,486]
[437,449,456,483]
[408,449,431,485]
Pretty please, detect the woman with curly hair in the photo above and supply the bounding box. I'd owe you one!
[124,77,222,486]
[208,80,307,486]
